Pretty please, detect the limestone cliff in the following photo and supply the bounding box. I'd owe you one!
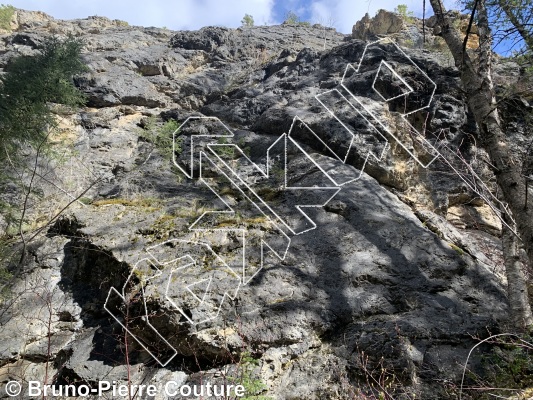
[0,7,531,400]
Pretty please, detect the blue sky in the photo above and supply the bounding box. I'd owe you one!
[6,0,458,34]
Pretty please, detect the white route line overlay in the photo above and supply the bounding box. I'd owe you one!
[105,39,517,366]
[104,258,178,367]
[335,38,515,232]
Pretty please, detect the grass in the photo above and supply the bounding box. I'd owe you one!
[173,200,216,220]
[148,213,177,239]
[449,242,465,255]
[214,215,269,228]
[0,4,15,31]
[92,197,162,211]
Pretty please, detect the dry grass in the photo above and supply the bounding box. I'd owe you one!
[92,197,162,210]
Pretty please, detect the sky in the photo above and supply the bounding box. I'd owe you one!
[5,0,460,34]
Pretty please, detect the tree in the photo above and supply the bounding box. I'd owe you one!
[0,35,87,161]
[427,0,533,330]
[395,4,415,20]
[314,13,338,50]
[470,0,533,55]
[241,13,254,27]
[283,11,299,25]
[0,35,89,266]
[496,0,533,52]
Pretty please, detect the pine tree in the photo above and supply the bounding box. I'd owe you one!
[0,35,87,161]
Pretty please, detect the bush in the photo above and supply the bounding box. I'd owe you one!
[139,117,181,160]
[480,336,533,398]
[241,13,254,27]
[0,4,15,31]
[0,35,88,161]
[215,136,236,159]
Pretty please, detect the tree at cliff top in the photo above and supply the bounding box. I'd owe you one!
[427,0,533,330]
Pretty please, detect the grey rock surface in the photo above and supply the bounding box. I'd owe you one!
[0,7,530,400]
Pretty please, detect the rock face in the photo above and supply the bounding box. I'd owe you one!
[352,10,404,40]
[0,7,530,400]
[352,9,480,52]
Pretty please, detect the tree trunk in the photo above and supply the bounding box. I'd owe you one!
[502,219,533,329]
[428,0,533,329]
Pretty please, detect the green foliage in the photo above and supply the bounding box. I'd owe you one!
[282,10,311,26]
[0,4,15,31]
[283,10,300,25]
[394,4,415,22]
[215,136,236,159]
[475,335,533,399]
[401,38,416,48]
[0,35,87,161]
[0,199,19,237]
[140,117,181,160]
[241,13,254,27]
[242,145,251,157]
[0,236,14,293]
[231,352,272,400]
[460,0,532,57]
[78,197,93,205]
[449,243,465,255]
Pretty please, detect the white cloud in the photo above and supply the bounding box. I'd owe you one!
[7,0,275,30]
[7,0,460,34]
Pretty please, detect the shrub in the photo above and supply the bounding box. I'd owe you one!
[231,352,273,400]
[114,19,129,27]
[215,136,236,159]
[139,117,181,160]
[241,13,254,27]
[0,4,15,31]
[457,334,533,400]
